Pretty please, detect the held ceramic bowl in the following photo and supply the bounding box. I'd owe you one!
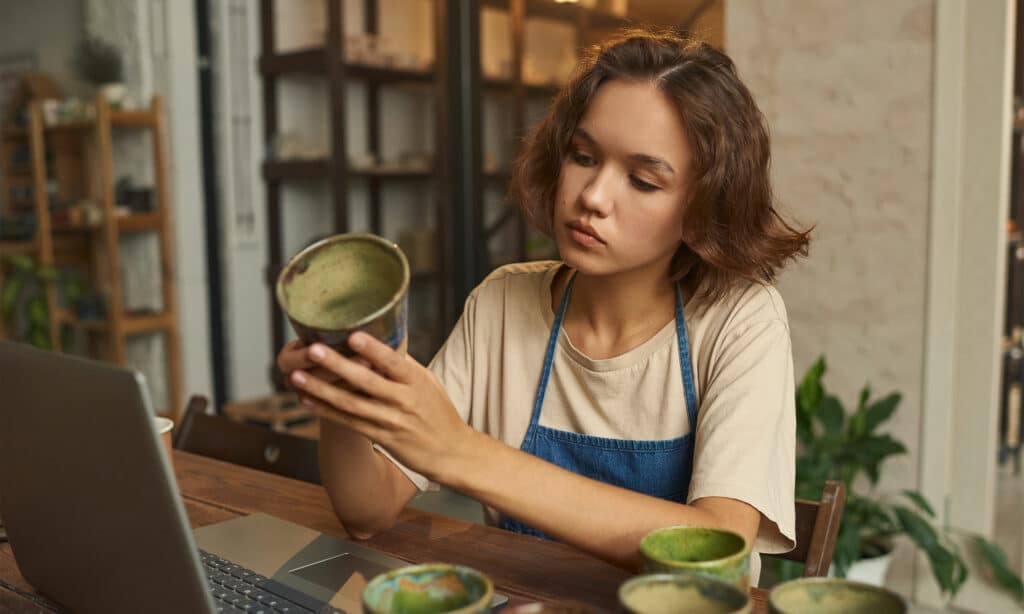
[275,233,410,356]
[768,577,907,614]
[618,573,751,614]
[639,526,751,591]
[362,563,494,614]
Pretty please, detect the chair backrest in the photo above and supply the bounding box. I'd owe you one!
[763,480,846,577]
[173,395,322,485]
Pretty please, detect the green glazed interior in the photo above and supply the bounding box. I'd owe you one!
[619,573,749,614]
[641,527,748,567]
[279,235,406,330]
[769,578,906,614]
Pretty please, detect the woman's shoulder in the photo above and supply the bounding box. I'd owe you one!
[696,279,790,337]
[470,260,560,302]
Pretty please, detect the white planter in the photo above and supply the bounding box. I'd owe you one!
[834,550,895,586]
[99,83,126,108]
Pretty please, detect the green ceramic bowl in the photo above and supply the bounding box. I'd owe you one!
[619,573,751,614]
[363,563,494,614]
[768,577,906,614]
[275,233,410,356]
[639,526,751,590]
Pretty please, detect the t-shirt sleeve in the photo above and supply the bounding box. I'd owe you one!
[687,318,797,556]
[373,292,477,492]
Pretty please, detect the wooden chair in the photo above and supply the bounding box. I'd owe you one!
[173,395,322,485]
[763,480,847,577]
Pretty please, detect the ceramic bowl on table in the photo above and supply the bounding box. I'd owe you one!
[767,577,906,614]
[362,563,494,614]
[639,526,751,591]
[618,573,751,614]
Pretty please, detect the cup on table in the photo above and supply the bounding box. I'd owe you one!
[768,577,906,614]
[154,416,174,467]
[639,526,751,591]
[275,233,410,357]
[362,563,493,614]
[618,573,751,614]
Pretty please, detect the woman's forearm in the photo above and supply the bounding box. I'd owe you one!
[436,429,757,570]
[318,419,417,538]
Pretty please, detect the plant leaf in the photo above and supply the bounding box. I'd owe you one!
[857,385,871,413]
[820,395,845,435]
[865,393,901,433]
[36,265,59,282]
[28,297,47,326]
[892,506,967,597]
[5,253,33,272]
[29,325,50,349]
[797,356,826,414]
[901,490,936,518]
[2,276,23,320]
[973,536,1024,602]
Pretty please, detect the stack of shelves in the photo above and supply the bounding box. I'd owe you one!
[259,0,447,372]
[0,95,182,418]
[477,0,629,270]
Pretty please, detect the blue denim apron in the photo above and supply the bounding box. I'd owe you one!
[499,273,700,539]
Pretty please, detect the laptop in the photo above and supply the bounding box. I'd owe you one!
[0,341,507,613]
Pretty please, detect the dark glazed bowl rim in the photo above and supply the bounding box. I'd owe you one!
[275,233,411,333]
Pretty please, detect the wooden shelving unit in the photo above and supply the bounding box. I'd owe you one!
[258,0,449,373]
[0,94,182,418]
[477,0,630,268]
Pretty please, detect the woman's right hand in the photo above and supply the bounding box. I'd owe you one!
[277,339,341,386]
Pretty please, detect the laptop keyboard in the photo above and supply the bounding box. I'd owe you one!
[199,549,335,613]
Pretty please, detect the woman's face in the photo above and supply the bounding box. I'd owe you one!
[553,79,692,278]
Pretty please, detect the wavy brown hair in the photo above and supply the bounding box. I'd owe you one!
[511,28,811,307]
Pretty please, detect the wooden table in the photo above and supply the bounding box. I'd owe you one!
[0,451,769,613]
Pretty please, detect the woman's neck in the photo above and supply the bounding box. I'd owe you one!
[552,263,678,360]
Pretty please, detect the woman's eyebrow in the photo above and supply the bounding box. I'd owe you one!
[574,128,675,176]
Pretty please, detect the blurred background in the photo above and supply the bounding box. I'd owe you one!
[0,1,1021,611]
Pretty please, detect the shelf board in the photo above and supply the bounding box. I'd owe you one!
[483,77,562,98]
[55,310,171,334]
[260,48,328,75]
[481,0,629,28]
[260,49,434,84]
[117,212,162,232]
[350,167,433,180]
[0,239,37,254]
[1,127,27,140]
[345,63,434,84]
[124,312,174,335]
[56,308,107,332]
[263,159,330,180]
[484,171,512,183]
[111,109,157,127]
[264,159,434,181]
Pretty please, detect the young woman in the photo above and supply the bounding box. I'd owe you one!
[277,29,809,584]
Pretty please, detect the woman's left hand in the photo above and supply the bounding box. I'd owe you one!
[289,331,473,481]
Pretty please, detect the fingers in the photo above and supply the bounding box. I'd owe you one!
[306,343,403,402]
[277,339,313,374]
[291,368,397,429]
[300,394,388,443]
[348,332,410,382]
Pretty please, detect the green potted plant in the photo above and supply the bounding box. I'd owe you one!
[778,356,1024,603]
[2,254,59,348]
[72,36,125,108]
[1,254,82,350]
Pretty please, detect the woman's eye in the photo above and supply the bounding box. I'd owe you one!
[569,151,596,167]
[630,176,659,192]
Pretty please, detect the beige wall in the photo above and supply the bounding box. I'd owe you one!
[725,0,935,496]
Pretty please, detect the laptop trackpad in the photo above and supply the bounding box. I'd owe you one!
[290,553,390,592]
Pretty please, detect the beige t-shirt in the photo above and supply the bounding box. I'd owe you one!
[380,261,796,582]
